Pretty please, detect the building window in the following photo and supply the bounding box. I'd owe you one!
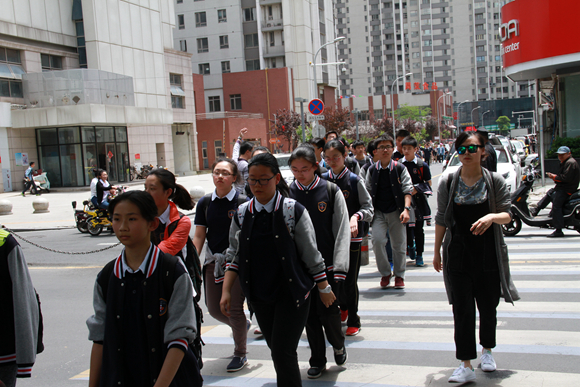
[0,47,24,98]
[41,54,63,71]
[245,34,259,48]
[197,38,209,53]
[269,31,275,46]
[195,12,207,27]
[202,141,208,169]
[246,59,260,71]
[0,79,23,98]
[178,14,185,29]
[170,74,185,109]
[198,63,210,75]
[219,35,229,49]
[230,94,242,110]
[179,40,187,52]
[218,9,227,23]
[0,47,21,64]
[74,21,88,68]
[214,140,223,158]
[221,61,231,73]
[209,96,221,112]
[177,0,183,3]
[243,7,256,22]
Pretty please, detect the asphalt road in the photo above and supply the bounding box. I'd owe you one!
[10,162,580,386]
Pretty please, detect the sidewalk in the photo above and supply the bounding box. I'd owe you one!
[0,173,216,231]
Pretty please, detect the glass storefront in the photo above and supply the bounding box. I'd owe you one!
[36,126,129,187]
[562,73,580,139]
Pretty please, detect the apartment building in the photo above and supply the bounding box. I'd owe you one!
[173,0,340,114]
[0,0,198,191]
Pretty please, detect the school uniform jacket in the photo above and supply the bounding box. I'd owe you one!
[225,191,327,308]
[365,159,413,214]
[322,167,374,243]
[0,230,39,378]
[289,175,350,280]
[87,245,198,386]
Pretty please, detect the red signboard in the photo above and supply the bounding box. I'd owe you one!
[135,153,141,160]
[501,0,580,70]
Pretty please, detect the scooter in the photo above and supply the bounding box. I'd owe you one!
[86,207,112,236]
[72,200,91,233]
[502,165,580,236]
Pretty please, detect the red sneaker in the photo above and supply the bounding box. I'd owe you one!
[394,277,405,289]
[341,310,348,322]
[380,275,392,288]
[345,327,360,336]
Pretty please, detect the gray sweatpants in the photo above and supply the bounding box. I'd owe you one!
[372,210,407,279]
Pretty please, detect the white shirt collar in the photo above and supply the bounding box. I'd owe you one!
[211,187,236,201]
[121,243,153,274]
[158,204,171,225]
[377,159,393,170]
[254,192,278,213]
[403,156,420,164]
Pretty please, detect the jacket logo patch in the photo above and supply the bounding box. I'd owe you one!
[413,168,418,175]
[318,202,327,212]
[159,298,168,316]
[342,190,350,199]
[228,209,236,219]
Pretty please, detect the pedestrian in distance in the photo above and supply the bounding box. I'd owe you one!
[365,135,413,289]
[192,158,250,372]
[0,229,40,386]
[477,128,497,172]
[95,171,116,210]
[288,145,350,379]
[232,128,255,193]
[322,140,374,337]
[243,146,271,199]
[392,129,410,162]
[21,162,39,197]
[433,131,520,383]
[90,168,103,207]
[220,153,335,387]
[401,136,433,267]
[87,191,202,387]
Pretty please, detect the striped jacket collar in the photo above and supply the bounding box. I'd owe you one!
[114,243,160,279]
[375,159,396,171]
[328,167,349,180]
[248,190,283,214]
[295,175,322,191]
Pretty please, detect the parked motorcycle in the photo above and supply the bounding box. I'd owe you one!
[502,165,580,236]
[86,207,113,236]
[72,200,91,233]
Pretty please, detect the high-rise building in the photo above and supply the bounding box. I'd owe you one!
[173,0,340,113]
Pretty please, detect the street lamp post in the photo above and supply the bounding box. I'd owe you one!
[481,110,491,129]
[437,92,452,142]
[390,73,412,138]
[312,36,345,137]
[353,108,359,140]
[456,100,470,136]
[295,97,309,144]
[471,106,481,128]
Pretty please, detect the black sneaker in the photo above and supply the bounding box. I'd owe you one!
[307,366,325,379]
[548,229,565,238]
[334,346,347,366]
[226,356,248,372]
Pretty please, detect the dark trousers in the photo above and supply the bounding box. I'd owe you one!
[251,294,310,387]
[536,187,569,230]
[22,179,38,195]
[406,219,425,257]
[0,364,16,387]
[449,269,501,361]
[306,283,345,368]
[340,242,362,328]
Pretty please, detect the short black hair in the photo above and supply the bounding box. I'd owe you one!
[367,139,379,155]
[109,191,158,222]
[308,137,326,149]
[376,134,395,147]
[240,141,254,155]
[401,136,418,148]
[395,129,410,139]
[352,140,365,149]
[29,162,35,166]
[325,130,339,140]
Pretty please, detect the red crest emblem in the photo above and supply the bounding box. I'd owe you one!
[342,190,350,199]
[318,202,327,212]
[159,298,168,316]
[228,209,236,219]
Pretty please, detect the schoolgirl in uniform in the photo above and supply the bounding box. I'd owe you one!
[288,145,350,379]
[322,139,374,336]
[192,158,249,372]
[87,191,201,387]
[220,153,334,387]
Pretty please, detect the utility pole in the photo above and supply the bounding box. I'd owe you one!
[295,98,308,144]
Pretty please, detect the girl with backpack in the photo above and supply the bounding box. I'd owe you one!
[288,145,350,379]
[192,158,249,372]
[322,139,374,337]
[220,153,334,387]
[87,191,202,387]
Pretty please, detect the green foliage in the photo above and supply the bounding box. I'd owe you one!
[295,125,313,145]
[496,116,511,135]
[547,137,580,158]
[412,128,428,143]
[397,104,431,122]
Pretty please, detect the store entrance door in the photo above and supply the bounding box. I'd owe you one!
[97,143,118,182]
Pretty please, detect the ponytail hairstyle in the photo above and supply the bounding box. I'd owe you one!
[248,153,290,197]
[324,139,347,155]
[288,144,322,177]
[211,157,241,185]
[147,168,195,210]
[109,191,158,222]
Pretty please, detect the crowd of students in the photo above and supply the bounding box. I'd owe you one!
[1,127,518,387]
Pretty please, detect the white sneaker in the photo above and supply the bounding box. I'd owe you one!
[480,350,497,372]
[448,363,476,383]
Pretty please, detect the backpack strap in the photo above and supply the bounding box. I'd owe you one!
[199,193,212,221]
[326,180,336,211]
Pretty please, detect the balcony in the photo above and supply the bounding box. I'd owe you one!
[261,18,284,31]
[259,0,281,4]
[22,69,135,109]
[263,45,285,58]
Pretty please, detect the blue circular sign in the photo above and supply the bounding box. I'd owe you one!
[308,99,325,115]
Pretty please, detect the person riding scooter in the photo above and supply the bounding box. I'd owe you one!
[531,146,580,237]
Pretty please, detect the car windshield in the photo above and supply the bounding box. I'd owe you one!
[276,156,291,170]
[512,141,523,150]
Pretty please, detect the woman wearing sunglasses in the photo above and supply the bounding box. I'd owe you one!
[433,131,519,383]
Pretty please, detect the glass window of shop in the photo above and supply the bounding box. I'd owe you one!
[562,73,580,139]
[36,126,129,187]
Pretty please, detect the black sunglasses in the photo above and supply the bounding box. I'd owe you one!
[457,144,484,155]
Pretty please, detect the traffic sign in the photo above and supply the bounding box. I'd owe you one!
[308,115,325,120]
[268,138,279,144]
[308,99,325,115]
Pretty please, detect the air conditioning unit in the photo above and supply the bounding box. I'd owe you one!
[267,23,272,27]
[268,16,274,21]
[275,22,282,26]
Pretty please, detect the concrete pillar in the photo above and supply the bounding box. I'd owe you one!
[0,102,12,193]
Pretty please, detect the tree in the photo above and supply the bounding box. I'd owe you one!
[496,116,511,135]
[397,104,431,124]
[373,117,396,138]
[424,117,438,140]
[271,109,304,151]
[319,107,352,137]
